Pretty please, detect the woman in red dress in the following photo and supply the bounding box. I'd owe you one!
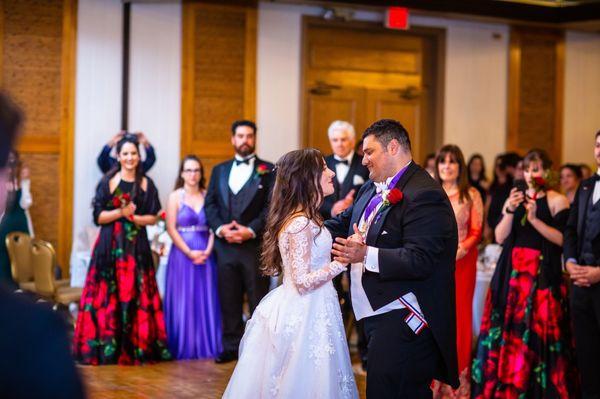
[434,145,483,398]
[73,135,171,365]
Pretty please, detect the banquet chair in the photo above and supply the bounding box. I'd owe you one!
[31,239,82,307]
[6,232,36,292]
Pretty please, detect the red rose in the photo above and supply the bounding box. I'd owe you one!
[550,356,569,398]
[122,193,131,202]
[533,176,546,187]
[115,255,136,303]
[159,210,166,220]
[387,188,403,205]
[256,164,269,175]
[112,197,121,208]
[498,333,534,391]
[531,288,562,342]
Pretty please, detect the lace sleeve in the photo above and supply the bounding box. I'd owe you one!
[281,217,346,295]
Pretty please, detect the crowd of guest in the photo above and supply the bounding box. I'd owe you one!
[68,118,600,398]
[1,85,598,398]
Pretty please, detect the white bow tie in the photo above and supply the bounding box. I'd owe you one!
[374,182,387,193]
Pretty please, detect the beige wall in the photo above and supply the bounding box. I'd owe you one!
[563,31,600,170]
[256,3,510,175]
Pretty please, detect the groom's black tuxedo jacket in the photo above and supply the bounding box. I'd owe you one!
[205,157,274,246]
[326,162,459,387]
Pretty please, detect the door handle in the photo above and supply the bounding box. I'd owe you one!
[390,86,421,100]
[309,81,341,96]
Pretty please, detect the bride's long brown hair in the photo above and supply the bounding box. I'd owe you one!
[261,148,326,276]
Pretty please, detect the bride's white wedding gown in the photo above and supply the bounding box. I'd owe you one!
[223,216,359,399]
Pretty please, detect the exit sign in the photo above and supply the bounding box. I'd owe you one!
[385,7,409,30]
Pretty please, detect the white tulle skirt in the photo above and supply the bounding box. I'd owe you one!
[222,280,358,399]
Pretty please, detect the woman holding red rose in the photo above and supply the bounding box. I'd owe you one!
[433,144,484,399]
[73,135,171,365]
[163,155,222,359]
[472,149,578,398]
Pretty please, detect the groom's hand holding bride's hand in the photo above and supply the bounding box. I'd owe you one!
[332,223,367,264]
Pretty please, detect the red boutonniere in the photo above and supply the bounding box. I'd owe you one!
[382,188,404,207]
[256,163,270,176]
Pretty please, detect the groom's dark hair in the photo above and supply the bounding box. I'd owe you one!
[362,119,411,153]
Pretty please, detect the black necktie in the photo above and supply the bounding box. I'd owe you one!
[334,159,349,166]
[235,156,255,166]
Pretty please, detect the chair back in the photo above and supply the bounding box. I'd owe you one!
[31,239,57,297]
[5,232,32,283]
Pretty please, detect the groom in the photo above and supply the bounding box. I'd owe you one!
[327,119,459,398]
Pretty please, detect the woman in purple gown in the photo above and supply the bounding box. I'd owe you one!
[164,155,222,359]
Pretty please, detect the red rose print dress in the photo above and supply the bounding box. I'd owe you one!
[472,196,578,398]
[73,178,171,365]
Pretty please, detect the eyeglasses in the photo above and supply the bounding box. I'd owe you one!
[183,169,201,174]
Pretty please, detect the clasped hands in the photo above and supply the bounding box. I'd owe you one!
[566,261,600,287]
[187,249,210,265]
[331,223,367,264]
[220,220,254,244]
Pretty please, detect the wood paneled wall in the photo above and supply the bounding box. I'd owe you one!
[0,0,76,274]
[181,1,257,172]
[508,27,564,164]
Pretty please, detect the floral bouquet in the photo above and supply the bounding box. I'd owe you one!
[108,187,138,241]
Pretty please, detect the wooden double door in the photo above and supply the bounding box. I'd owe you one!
[302,18,443,162]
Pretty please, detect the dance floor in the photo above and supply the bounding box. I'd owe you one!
[80,359,367,398]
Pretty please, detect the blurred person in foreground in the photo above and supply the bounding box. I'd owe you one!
[0,91,85,398]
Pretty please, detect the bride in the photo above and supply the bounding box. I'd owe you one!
[223,148,359,399]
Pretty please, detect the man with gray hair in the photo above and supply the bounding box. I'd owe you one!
[320,119,370,369]
[320,120,369,219]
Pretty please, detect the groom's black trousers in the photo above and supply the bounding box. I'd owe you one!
[363,309,444,399]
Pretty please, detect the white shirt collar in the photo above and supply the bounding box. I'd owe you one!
[334,151,354,163]
[596,169,600,177]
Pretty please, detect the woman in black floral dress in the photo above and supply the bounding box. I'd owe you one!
[73,135,171,365]
[472,149,578,398]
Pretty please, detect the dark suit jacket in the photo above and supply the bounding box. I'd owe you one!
[96,144,156,174]
[320,153,370,219]
[325,162,459,387]
[0,287,86,399]
[205,157,274,241]
[564,176,600,264]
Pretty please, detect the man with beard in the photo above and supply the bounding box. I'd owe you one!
[205,120,274,363]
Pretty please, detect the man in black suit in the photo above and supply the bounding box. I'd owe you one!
[565,130,600,399]
[320,120,369,219]
[328,119,458,398]
[320,120,370,367]
[0,91,85,398]
[205,120,273,364]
